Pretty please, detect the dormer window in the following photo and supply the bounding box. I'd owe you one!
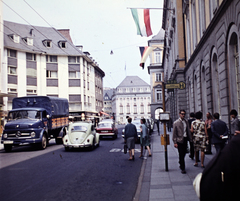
[23,37,33,46]
[42,39,52,48]
[58,40,67,49]
[8,34,20,43]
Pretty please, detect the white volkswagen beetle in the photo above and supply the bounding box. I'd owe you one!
[63,121,100,151]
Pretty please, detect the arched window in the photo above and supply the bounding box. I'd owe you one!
[211,50,220,114]
[201,64,207,116]
[126,103,130,114]
[134,103,137,114]
[227,26,240,114]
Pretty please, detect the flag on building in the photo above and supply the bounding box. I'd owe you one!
[139,46,154,69]
[131,9,153,37]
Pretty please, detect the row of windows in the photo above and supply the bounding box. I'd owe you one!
[8,50,81,64]
[119,104,151,114]
[117,87,150,93]
[8,88,37,94]
[8,34,67,49]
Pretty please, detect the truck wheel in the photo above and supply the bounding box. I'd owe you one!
[4,144,12,152]
[39,134,47,150]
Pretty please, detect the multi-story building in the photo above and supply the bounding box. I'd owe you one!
[162,0,240,124]
[3,20,104,121]
[147,30,165,120]
[112,76,151,124]
[103,87,114,117]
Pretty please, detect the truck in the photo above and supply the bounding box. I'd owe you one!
[1,96,69,152]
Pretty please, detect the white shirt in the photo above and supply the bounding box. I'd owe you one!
[179,117,187,137]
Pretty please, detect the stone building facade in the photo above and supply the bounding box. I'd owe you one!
[162,0,239,125]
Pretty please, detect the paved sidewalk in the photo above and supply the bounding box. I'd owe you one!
[137,124,215,201]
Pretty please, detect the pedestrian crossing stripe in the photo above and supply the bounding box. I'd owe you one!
[110,148,141,153]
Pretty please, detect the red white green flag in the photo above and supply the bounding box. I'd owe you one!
[131,8,153,37]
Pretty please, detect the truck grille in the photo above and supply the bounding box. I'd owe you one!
[7,132,31,138]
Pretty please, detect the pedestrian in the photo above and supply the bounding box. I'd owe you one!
[124,117,137,161]
[191,111,207,168]
[193,134,240,201]
[139,118,151,158]
[211,113,228,153]
[229,109,240,139]
[155,117,160,135]
[188,112,196,160]
[172,110,192,174]
[204,112,213,154]
[167,117,172,132]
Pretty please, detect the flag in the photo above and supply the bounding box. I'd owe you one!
[131,8,153,37]
[139,46,154,69]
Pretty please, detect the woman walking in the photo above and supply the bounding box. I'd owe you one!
[191,111,208,168]
[139,118,151,157]
[205,112,213,154]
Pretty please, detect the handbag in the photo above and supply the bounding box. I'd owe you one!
[124,144,127,154]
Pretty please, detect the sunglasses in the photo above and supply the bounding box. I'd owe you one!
[180,113,186,115]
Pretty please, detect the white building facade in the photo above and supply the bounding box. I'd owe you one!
[3,21,104,119]
[112,76,151,124]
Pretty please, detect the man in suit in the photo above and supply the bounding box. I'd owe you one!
[124,117,137,161]
[193,134,240,201]
[211,113,228,153]
[172,110,192,174]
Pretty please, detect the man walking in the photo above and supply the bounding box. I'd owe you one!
[211,113,228,153]
[172,110,192,174]
[124,117,137,161]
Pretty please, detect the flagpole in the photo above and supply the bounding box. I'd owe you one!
[127,7,174,11]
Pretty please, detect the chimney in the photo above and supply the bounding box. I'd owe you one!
[57,29,73,43]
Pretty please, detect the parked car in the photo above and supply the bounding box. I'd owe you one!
[122,120,141,141]
[63,121,100,151]
[95,121,118,139]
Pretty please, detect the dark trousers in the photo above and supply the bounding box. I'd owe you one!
[214,143,225,153]
[189,141,194,159]
[177,137,188,171]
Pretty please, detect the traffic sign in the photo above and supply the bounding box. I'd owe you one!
[165,81,186,90]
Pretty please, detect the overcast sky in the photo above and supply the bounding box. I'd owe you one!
[3,0,164,88]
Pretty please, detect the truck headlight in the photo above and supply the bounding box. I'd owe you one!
[3,133,7,138]
[31,132,36,138]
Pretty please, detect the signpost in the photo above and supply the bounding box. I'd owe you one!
[160,80,186,171]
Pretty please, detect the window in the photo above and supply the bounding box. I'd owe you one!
[87,82,89,90]
[156,73,162,82]
[26,89,37,94]
[83,80,85,88]
[148,103,151,113]
[26,53,36,61]
[58,41,67,49]
[69,71,80,78]
[155,52,161,63]
[140,103,144,114]
[8,49,17,58]
[46,55,57,63]
[8,66,17,75]
[134,104,137,114]
[8,88,17,92]
[8,34,19,43]
[43,39,52,48]
[156,90,162,101]
[46,70,58,78]
[68,56,80,63]
[120,104,123,114]
[23,38,33,46]
[126,103,130,114]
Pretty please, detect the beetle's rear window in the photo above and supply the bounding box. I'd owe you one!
[98,123,111,128]
[72,125,87,132]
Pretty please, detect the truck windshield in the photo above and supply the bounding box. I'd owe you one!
[8,110,41,121]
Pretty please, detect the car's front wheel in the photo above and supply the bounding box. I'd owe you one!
[39,134,47,150]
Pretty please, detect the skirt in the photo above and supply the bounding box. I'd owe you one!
[126,137,135,150]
